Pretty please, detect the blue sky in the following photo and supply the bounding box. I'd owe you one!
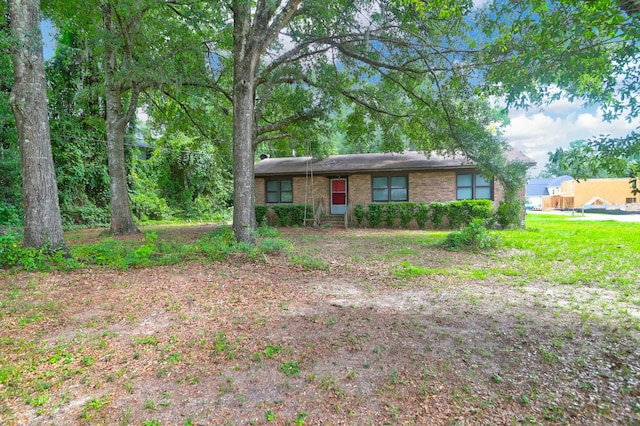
[502,99,639,176]
[41,20,56,59]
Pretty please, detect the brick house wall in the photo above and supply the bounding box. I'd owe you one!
[255,176,331,212]
[256,169,508,212]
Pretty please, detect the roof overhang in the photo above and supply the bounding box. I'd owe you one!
[255,149,535,177]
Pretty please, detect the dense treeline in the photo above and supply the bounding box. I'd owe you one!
[3,0,640,248]
[0,11,234,228]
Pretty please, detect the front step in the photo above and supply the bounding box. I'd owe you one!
[321,215,346,228]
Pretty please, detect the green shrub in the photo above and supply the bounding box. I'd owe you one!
[443,219,500,252]
[61,204,109,227]
[125,232,158,267]
[131,192,173,222]
[415,203,430,229]
[0,203,22,226]
[383,203,398,227]
[447,200,493,229]
[259,237,291,253]
[255,206,269,226]
[495,200,523,229]
[271,206,290,226]
[0,230,77,270]
[471,200,493,221]
[0,230,24,268]
[197,226,239,260]
[187,195,229,222]
[257,222,280,237]
[447,201,466,229]
[271,205,311,227]
[397,202,416,228]
[366,203,384,228]
[354,204,366,226]
[430,202,447,229]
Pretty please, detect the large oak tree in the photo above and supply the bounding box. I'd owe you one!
[45,0,221,234]
[226,0,520,243]
[8,0,66,249]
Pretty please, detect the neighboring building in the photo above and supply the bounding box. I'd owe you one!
[544,178,639,210]
[254,149,534,225]
[525,175,573,209]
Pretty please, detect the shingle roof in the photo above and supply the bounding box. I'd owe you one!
[254,148,534,177]
[549,175,573,187]
[525,175,573,196]
[526,179,553,196]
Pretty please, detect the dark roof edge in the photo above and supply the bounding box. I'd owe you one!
[255,164,482,177]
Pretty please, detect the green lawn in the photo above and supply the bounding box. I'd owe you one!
[499,214,640,289]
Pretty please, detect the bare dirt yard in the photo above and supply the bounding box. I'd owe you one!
[1,226,639,425]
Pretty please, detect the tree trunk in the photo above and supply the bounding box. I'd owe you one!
[9,0,66,250]
[232,65,258,245]
[231,3,258,245]
[105,90,139,235]
[230,0,302,244]
[103,3,139,236]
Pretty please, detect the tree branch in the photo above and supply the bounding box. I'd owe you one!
[257,110,323,137]
[257,132,293,144]
[255,0,302,55]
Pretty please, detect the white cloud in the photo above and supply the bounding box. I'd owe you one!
[503,99,640,175]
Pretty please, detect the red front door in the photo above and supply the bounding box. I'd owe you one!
[331,178,347,214]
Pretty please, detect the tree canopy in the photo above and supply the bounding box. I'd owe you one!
[224,0,525,242]
[478,0,640,189]
[13,0,640,241]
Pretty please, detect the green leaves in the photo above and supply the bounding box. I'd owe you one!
[479,0,640,120]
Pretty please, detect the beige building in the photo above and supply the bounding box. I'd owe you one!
[254,149,533,226]
[543,178,638,209]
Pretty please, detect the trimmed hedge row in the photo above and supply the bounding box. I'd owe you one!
[353,200,494,229]
[255,204,312,227]
[255,199,520,229]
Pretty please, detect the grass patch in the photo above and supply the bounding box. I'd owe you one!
[289,254,329,270]
[391,261,448,278]
[278,361,301,377]
[3,225,293,272]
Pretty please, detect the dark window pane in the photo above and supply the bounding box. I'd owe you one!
[280,180,292,191]
[391,188,407,201]
[476,175,491,186]
[267,192,279,203]
[457,174,472,186]
[391,176,407,188]
[372,176,389,189]
[281,191,293,203]
[476,187,491,199]
[373,189,388,201]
